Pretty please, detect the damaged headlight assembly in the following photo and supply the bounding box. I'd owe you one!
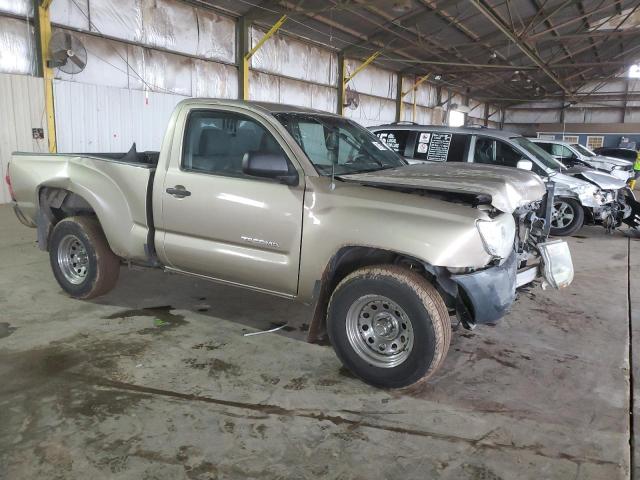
[538,240,574,289]
[476,217,516,260]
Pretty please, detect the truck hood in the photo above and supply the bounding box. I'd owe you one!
[338,163,546,213]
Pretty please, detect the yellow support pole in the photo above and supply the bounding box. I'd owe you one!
[38,0,56,152]
[397,73,430,123]
[242,15,287,100]
[340,50,382,116]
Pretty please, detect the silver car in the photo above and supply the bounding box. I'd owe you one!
[370,124,639,236]
[532,139,634,182]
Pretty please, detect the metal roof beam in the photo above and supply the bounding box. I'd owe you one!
[469,0,573,97]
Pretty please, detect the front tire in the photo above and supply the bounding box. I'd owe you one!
[550,198,585,236]
[327,265,451,389]
[49,216,120,299]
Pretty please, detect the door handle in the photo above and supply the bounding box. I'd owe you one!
[166,186,191,198]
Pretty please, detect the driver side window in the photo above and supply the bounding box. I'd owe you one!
[182,110,287,178]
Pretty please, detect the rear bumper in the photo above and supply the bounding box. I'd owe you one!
[451,240,573,325]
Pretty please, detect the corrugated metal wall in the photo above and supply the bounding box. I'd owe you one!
[53,80,183,152]
[0,0,497,205]
[0,72,47,203]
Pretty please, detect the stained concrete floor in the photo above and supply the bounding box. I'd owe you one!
[0,204,638,480]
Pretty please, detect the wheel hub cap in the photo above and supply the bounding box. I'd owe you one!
[552,201,574,228]
[57,234,89,285]
[345,295,414,368]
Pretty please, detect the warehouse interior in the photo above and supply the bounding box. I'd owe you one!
[1,0,640,478]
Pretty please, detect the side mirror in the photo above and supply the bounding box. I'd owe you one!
[517,159,533,171]
[242,152,299,186]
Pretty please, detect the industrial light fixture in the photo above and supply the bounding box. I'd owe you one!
[524,78,533,89]
[488,51,498,64]
[391,0,412,13]
[510,70,522,82]
[434,74,442,80]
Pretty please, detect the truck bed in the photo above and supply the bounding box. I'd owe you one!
[10,150,156,262]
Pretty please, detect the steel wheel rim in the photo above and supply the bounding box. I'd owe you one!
[345,294,414,368]
[551,201,575,228]
[57,234,89,284]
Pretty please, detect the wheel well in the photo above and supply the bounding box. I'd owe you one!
[306,246,437,343]
[37,187,97,251]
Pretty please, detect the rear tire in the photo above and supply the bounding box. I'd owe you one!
[327,265,451,389]
[49,216,120,299]
[550,198,584,236]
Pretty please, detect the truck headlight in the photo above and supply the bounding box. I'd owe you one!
[476,217,515,259]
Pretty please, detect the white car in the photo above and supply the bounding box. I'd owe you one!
[532,139,634,182]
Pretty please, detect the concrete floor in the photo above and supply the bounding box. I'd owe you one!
[0,204,638,480]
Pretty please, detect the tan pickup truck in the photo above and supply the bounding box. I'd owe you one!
[6,99,574,388]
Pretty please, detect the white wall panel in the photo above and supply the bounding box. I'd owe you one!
[0,73,47,204]
[0,0,30,16]
[90,0,143,42]
[504,109,560,123]
[0,16,35,75]
[625,109,640,122]
[467,99,485,119]
[192,60,237,98]
[141,0,198,56]
[401,75,437,108]
[251,27,337,87]
[195,8,235,63]
[50,0,236,64]
[54,80,183,153]
[249,70,336,113]
[51,0,90,30]
[401,103,433,125]
[345,59,397,100]
[344,94,396,127]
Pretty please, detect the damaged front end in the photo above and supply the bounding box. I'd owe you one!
[576,173,640,232]
[434,182,574,329]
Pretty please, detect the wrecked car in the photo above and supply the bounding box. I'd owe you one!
[7,99,573,388]
[371,124,640,236]
[531,139,634,182]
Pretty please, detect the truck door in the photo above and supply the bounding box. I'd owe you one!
[157,108,304,297]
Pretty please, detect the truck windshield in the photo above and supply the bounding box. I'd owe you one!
[572,144,596,157]
[511,137,566,172]
[274,113,406,175]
